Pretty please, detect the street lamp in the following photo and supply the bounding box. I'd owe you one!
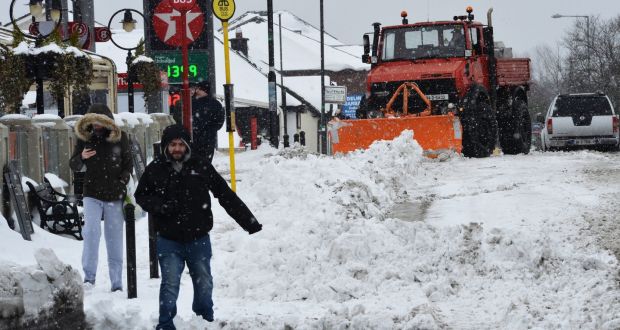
[107,9,144,114]
[10,0,64,115]
[552,13,590,83]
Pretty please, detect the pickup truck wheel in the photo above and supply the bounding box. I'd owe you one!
[500,99,532,154]
[461,100,498,158]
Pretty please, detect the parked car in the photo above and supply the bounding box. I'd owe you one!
[541,92,619,151]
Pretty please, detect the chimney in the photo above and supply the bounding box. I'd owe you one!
[230,29,249,57]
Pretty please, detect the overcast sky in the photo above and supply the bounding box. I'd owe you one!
[3,0,620,56]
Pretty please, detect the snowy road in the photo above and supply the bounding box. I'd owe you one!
[4,133,619,329]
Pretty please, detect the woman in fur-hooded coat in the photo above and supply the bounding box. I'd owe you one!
[69,103,133,291]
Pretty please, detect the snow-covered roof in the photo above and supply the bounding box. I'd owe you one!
[222,11,369,72]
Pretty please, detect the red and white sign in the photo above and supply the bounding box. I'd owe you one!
[94,27,111,42]
[117,72,168,91]
[69,22,88,37]
[152,0,204,47]
[117,73,144,91]
[28,22,39,36]
[169,0,197,12]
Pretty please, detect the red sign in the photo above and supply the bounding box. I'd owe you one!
[69,22,88,37]
[117,73,144,91]
[152,0,204,47]
[94,27,111,42]
[28,22,39,36]
[169,0,197,12]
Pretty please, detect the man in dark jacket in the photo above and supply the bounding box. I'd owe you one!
[135,124,262,330]
[191,81,225,163]
[69,103,133,292]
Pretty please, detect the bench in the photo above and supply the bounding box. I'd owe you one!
[26,178,83,240]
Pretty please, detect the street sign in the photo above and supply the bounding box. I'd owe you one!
[152,0,204,47]
[342,93,363,119]
[94,27,111,42]
[146,0,211,52]
[325,86,347,104]
[170,0,197,12]
[212,0,236,21]
[151,51,209,84]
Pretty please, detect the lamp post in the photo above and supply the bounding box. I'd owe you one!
[10,0,63,115]
[552,13,590,83]
[107,9,144,114]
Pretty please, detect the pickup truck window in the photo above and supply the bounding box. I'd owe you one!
[553,96,613,117]
[382,24,466,61]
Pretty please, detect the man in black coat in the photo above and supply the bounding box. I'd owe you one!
[191,81,225,163]
[135,124,261,330]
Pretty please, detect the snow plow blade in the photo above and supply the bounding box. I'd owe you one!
[328,114,462,157]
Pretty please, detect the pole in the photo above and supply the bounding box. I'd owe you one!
[126,50,135,113]
[279,14,289,148]
[35,64,44,115]
[586,16,590,85]
[267,0,279,148]
[180,13,192,138]
[222,21,237,192]
[124,203,137,299]
[319,0,326,154]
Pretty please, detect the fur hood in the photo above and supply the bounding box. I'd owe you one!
[74,112,122,143]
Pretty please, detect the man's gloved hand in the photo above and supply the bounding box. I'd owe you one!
[247,217,262,235]
[160,199,178,215]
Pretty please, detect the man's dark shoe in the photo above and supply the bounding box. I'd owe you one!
[202,315,214,322]
[111,287,123,292]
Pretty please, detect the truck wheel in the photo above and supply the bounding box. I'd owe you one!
[499,99,532,154]
[461,100,498,158]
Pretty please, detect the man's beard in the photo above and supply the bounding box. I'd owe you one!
[171,151,185,160]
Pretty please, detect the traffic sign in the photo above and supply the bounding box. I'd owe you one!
[152,0,204,47]
[170,0,197,12]
[212,0,236,21]
[325,86,347,104]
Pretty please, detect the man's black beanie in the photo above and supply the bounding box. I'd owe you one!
[161,124,191,153]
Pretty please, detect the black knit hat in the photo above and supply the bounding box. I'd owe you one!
[161,124,191,153]
[195,80,210,93]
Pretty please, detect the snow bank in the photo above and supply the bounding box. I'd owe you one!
[0,245,85,328]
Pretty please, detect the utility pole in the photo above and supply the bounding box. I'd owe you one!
[319,0,326,154]
[267,0,279,148]
[279,13,289,148]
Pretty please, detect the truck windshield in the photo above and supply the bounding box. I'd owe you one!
[553,96,613,117]
[382,25,466,61]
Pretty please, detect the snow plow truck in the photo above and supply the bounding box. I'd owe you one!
[328,7,532,158]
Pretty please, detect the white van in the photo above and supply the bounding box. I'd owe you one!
[541,92,619,151]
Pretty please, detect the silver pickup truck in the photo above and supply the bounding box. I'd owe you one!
[541,92,619,151]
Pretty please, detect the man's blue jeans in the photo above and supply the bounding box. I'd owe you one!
[156,235,214,330]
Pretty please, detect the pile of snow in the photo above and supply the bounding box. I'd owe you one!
[0,226,84,328]
[32,114,62,121]
[132,55,153,64]
[0,114,30,121]
[114,113,142,128]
